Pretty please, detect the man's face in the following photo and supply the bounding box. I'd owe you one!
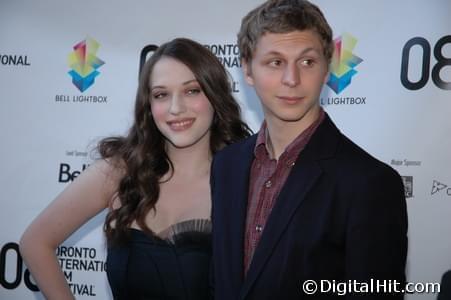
[243,30,329,128]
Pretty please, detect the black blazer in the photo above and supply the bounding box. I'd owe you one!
[211,114,408,299]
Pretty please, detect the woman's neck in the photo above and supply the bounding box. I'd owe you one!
[165,135,212,179]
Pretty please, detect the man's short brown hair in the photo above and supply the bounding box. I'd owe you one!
[237,0,334,63]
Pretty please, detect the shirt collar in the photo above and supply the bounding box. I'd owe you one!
[254,108,325,161]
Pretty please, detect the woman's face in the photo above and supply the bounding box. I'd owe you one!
[149,57,214,151]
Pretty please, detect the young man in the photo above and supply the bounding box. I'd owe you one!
[211,0,408,299]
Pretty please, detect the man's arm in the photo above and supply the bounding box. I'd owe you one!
[345,165,408,299]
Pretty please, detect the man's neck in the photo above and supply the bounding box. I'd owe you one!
[265,107,321,160]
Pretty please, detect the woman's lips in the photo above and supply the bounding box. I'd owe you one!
[166,118,195,131]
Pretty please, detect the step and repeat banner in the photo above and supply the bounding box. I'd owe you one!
[1,0,450,299]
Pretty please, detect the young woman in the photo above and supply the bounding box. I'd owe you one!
[20,38,251,299]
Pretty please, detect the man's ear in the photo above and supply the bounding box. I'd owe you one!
[323,71,330,84]
[324,59,331,84]
[242,59,254,86]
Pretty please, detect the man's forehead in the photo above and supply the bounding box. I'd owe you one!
[254,31,323,54]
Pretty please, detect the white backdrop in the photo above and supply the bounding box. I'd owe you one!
[1,0,450,299]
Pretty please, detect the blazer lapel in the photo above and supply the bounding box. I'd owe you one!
[240,159,322,298]
[239,114,340,298]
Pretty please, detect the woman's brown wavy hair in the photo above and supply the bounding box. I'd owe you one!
[99,38,251,244]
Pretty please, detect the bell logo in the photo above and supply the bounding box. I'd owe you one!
[58,163,89,183]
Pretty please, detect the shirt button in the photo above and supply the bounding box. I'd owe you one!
[265,180,272,188]
[255,225,263,232]
[287,161,295,167]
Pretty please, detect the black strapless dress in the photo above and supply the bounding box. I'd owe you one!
[106,219,211,300]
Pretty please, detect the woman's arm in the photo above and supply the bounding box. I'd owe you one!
[19,159,121,300]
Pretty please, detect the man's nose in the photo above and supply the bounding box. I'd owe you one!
[281,63,300,87]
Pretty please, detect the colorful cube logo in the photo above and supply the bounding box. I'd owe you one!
[327,33,362,94]
[68,37,105,92]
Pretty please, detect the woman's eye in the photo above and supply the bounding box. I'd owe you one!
[187,88,201,95]
[152,92,167,99]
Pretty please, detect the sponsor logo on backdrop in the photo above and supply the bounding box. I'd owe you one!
[205,43,241,92]
[401,35,451,90]
[55,37,108,104]
[401,176,413,198]
[58,150,90,183]
[0,242,106,295]
[140,43,240,93]
[204,44,241,68]
[56,245,107,296]
[55,94,108,103]
[0,242,38,291]
[66,149,88,157]
[390,159,422,167]
[58,163,89,183]
[327,33,363,94]
[321,33,366,106]
[68,37,105,92]
[391,159,420,198]
[0,54,30,66]
[431,180,451,196]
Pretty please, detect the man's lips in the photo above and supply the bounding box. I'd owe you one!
[166,118,195,131]
[276,96,305,103]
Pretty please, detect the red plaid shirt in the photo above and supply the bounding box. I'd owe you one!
[243,109,325,274]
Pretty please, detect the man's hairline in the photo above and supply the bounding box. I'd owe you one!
[241,29,330,65]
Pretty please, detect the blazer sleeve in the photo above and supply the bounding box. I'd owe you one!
[345,165,408,299]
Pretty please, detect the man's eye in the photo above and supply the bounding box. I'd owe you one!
[269,59,282,67]
[301,59,315,67]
